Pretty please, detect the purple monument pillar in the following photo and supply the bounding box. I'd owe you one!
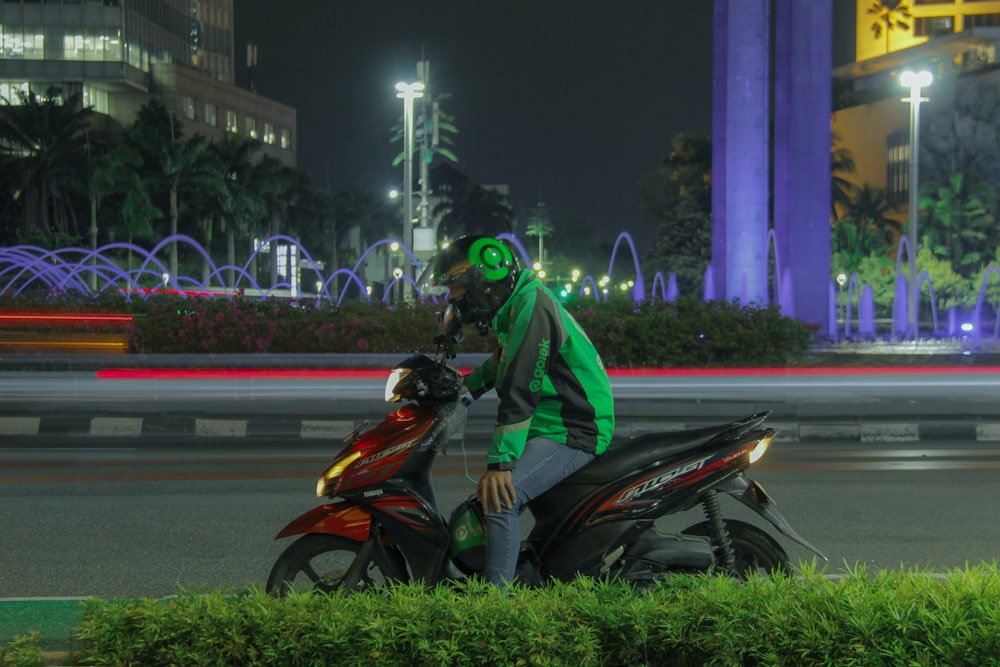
[711,0,770,305]
[773,0,832,330]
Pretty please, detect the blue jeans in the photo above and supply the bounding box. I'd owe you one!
[483,437,595,587]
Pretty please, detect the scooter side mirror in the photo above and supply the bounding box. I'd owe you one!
[434,303,464,358]
[440,303,464,344]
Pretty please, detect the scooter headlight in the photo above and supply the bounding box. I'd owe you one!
[384,368,411,402]
[316,451,361,497]
[748,434,774,465]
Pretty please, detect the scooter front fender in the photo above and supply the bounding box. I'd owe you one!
[274,502,372,541]
[724,475,828,561]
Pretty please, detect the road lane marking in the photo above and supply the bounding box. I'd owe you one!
[91,417,143,436]
[194,419,246,437]
[300,420,355,439]
[0,417,39,435]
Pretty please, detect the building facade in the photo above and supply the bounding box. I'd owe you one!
[835,0,1000,211]
[0,0,295,167]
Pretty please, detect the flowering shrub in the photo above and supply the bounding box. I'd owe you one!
[0,292,812,366]
[124,298,498,355]
[570,297,811,367]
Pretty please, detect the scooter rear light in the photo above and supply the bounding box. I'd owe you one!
[316,451,362,497]
[748,434,774,464]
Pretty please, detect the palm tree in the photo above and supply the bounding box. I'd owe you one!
[664,134,712,204]
[292,184,344,293]
[868,0,912,54]
[433,182,513,239]
[831,132,857,221]
[253,155,307,287]
[832,217,885,276]
[88,142,159,287]
[126,101,217,284]
[525,199,553,264]
[0,87,93,245]
[331,186,399,297]
[117,174,161,279]
[844,184,902,254]
[210,135,261,287]
[332,185,397,247]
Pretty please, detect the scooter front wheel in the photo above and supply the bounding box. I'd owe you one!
[266,533,408,597]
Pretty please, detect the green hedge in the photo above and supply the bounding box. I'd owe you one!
[572,298,811,367]
[0,292,812,366]
[6,565,998,666]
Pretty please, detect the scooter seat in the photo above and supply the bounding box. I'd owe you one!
[565,414,766,485]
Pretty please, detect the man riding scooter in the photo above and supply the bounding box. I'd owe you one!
[419,235,616,588]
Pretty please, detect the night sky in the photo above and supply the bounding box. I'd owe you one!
[234,2,855,245]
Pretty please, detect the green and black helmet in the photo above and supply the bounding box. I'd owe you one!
[419,235,520,326]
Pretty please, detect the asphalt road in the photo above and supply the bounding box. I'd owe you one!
[5,366,1000,420]
[2,436,999,599]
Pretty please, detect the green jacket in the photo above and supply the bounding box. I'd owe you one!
[463,270,615,469]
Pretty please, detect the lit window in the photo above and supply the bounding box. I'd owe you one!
[263,122,275,144]
[245,116,257,139]
[3,27,45,60]
[204,102,217,127]
[109,30,122,60]
[966,13,1000,28]
[226,110,238,133]
[25,32,44,60]
[82,85,109,114]
[0,81,29,104]
[280,129,291,149]
[64,34,85,61]
[914,16,955,37]
[886,128,909,207]
[183,96,196,120]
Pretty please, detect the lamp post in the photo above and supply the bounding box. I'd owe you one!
[395,81,425,300]
[900,70,932,338]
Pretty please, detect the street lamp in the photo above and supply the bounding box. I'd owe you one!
[900,69,932,338]
[395,81,425,300]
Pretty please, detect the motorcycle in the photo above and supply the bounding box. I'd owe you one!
[266,306,826,595]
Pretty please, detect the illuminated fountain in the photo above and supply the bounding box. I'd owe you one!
[2,230,998,342]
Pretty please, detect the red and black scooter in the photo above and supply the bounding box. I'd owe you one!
[266,307,825,595]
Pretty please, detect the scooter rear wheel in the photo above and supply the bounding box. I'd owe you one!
[266,533,408,597]
[681,519,790,578]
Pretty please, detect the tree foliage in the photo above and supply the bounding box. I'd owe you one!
[919,171,998,278]
[921,78,1000,191]
[832,217,885,277]
[432,181,513,239]
[831,131,857,220]
[841,184,901,253]
[0,88,94,243]
[0,90,413,291]
[637,134,712,298]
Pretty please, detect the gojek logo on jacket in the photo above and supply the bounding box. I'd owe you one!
[530,339,550,392]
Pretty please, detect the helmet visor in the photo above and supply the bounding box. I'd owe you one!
[417,261,450,297]
[417,243,474,298]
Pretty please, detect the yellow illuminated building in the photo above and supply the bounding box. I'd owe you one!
[856,0,1000,62]
[832,1,1000,222]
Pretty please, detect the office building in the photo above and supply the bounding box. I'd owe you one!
[0,0,296,167]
